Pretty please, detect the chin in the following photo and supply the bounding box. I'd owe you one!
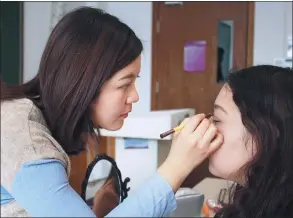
[208,158,222,178]
[105,120,124,131]
[208,161,217,176]
[209,159,235,181]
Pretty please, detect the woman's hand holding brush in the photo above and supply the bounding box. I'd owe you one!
[157,113,223,193]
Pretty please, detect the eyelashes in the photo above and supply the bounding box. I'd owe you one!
[213,120,220,124]
[120,84,131,89]
[120,76,140,89]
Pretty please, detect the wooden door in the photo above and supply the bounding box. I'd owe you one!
[152,2,254,186]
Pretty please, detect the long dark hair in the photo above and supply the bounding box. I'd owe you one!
[216,65,293,218]
[0,7,143,155]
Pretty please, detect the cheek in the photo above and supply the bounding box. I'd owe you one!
[209,126,253,180]
[91,91,126,127]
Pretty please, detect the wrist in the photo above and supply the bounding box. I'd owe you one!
[157,158,188,193]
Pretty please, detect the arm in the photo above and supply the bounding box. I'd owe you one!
[11,159,96,217]
[11,159,177,217]
[106,172,177,217]
[182,159,215,188]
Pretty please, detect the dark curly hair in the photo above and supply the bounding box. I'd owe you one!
[215,65,293,218]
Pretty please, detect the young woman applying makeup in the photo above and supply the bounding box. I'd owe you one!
[1,7,222,217]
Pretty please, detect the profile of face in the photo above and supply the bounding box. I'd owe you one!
[90,55,141,131]
[208,85,255,182]
[207,66,293,216]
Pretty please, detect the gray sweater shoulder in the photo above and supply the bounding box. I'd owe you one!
[1,98,71,192]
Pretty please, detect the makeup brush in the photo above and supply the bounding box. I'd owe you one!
[159,113,213,139]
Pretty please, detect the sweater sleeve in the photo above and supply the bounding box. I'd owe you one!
[11,159,177,217]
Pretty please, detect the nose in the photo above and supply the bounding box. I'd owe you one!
[126,85,139,104]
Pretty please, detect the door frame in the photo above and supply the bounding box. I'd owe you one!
[151,2,255,111]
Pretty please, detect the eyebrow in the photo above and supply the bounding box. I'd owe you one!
[214,104,228,114]
[119,73,137,81]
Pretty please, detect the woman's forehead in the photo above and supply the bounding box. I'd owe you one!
[215,86,237,114]
[215,86,232,104]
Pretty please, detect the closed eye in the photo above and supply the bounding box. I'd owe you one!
[120,84,131,89]
[119,75,139,89]
[212,119,220,124]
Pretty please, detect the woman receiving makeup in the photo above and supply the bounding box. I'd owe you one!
[202,65,292,218]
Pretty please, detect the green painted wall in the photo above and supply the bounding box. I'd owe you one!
[0,2,23,84]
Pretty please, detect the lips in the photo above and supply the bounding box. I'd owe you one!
[120,110,131,118]
[120,113,128,118]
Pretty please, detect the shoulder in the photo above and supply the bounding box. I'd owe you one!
[1,98,36,148]
[2,98,48,127]
[1,98,71,191]
[1,98,35,126]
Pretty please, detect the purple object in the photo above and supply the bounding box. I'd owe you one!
[184,41,207,72]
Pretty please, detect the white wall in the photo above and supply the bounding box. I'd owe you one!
[253,2,292,65]
[285,2,292,49]
[23,2,52,82]
[23,2,108,83]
